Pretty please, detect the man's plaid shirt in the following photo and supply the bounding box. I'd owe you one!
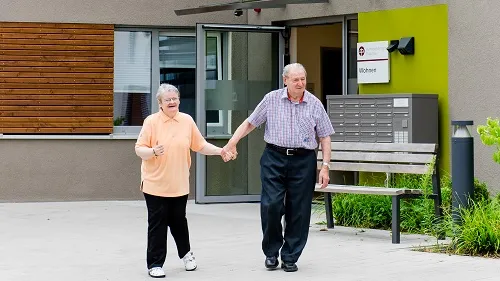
[247,88,334,150]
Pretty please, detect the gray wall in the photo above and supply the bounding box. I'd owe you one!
[0,0,247,25]
[0,140,197,202]
[247,0,445,25]
[0,140,142,202]
[448,0,500,194]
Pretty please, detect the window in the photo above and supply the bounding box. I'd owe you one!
[159,34,196,118]
[158,32,222,126]
[113,29,222,135]
[113,31,152,133]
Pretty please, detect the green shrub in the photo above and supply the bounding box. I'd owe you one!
[330,172,490,236]
[473,178,491,205]
[439,199,500,257]
[332,194,391,229]
[331,172,446,233]
[114,116,125,126]
[477,117,500,164]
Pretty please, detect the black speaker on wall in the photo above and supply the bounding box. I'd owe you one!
[387,40,399,53]
[398,37,415,55]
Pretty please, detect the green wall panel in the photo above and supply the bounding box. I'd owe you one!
[358,4,449,173]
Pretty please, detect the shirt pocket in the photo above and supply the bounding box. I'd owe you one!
[297,116,316,143]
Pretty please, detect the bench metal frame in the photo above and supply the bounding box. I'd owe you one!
[316,142,443,244]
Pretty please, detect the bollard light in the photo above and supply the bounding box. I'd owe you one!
[451,120,474,223]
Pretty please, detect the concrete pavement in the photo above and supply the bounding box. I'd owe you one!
[0,201,498,281]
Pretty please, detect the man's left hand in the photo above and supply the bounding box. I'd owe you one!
[318,167,330,189]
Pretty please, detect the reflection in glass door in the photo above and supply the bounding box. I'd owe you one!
[196,24,285,203]
[159,33,221,118]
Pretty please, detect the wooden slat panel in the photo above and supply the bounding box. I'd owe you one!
[0,22,113,29]
[317,162,431,174]
[0,72,113,78]
[0,84,112,90]
[0,44,113,51]
[39,122,111,128]
[0,89,112,95]
[0,117,111,122]
[0,61,113,67]
[0,67,112,73]
[0,94,112,100]
[0,34,113,41]
[0,128,113,133]
[0,122,111,127]
[323,142,437,153]
[0,22,114,134]
[0,50,114,57]
[0,78,112,84]
[0,106,111,111]
[0,56,113,62]
[0,100,111,106]
[315,184,423,196]
[0,28,113,35]
[0,39,113,45]
[317,151,435,164]
[0,111,112,117]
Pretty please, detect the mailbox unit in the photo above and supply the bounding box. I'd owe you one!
[327,94,439,144]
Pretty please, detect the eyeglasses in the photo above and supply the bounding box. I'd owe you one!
[162,97,179,102]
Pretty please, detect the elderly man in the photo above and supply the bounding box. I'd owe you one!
[222,63,334,272]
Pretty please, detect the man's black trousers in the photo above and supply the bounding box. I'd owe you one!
[260,146,317,263]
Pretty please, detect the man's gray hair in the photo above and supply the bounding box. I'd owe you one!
[282,63,307,78]
[156,83,180,100]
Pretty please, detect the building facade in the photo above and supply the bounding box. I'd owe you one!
[1,0,498,202]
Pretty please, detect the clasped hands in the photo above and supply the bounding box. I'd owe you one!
[220,142,238,162]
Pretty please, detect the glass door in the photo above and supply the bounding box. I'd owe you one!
[195,24,285,203]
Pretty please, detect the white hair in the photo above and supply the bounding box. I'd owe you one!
[156,83,180,101]
[282,63,307,78]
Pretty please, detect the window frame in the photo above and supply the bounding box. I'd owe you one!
[113,27,223,136]
[113,27,155,136]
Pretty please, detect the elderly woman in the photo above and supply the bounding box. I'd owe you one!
[135,83,231,278]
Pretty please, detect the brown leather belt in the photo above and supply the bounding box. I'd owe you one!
[266,143,313,156]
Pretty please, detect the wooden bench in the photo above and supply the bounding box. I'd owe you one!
[315,142,443,244]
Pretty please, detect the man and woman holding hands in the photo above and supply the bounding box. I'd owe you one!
[135,63,334,278]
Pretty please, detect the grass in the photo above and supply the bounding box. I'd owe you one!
[439,199,500,257]
[415,198,500,258]
[313,171,500,257]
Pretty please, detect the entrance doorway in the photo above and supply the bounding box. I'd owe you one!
[321,47,343,105]
[293,23,344,107]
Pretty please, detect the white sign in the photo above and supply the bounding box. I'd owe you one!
[357,41,390,84]
[393,98,409,107]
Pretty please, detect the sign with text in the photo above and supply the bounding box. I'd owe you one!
[357,41,390,84]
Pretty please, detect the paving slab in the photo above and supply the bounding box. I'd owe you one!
[0,201,497,281]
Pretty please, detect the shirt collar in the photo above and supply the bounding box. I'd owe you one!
[280,87,311,103]
[159,110,180,122]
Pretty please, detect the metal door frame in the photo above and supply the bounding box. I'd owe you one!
[195,23,285,203]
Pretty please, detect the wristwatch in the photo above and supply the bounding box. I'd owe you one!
[322,162,330,169]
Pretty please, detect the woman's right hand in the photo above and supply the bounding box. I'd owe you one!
[153,144,165,156]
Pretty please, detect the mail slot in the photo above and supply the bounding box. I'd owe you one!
[376,112,393,118]
[344,101,359,108]
[329,112,344,119]
[344,112,360,118]
[360,112,376,118]
[360,100,376,108]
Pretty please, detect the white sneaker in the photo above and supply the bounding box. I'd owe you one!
[182,251,197,271]
[148,267,165,278]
